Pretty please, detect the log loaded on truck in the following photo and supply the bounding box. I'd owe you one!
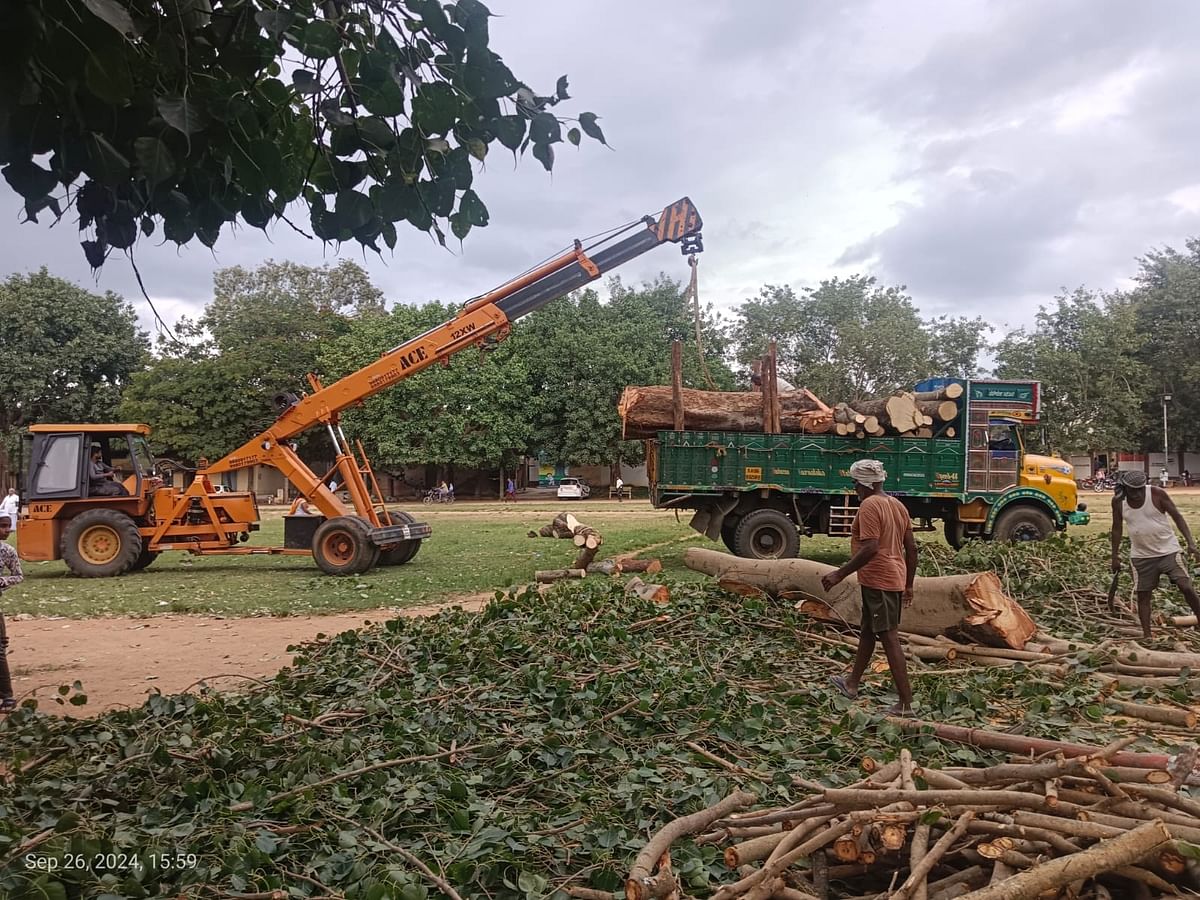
[15,198,704,577]
[637,378,1090,559]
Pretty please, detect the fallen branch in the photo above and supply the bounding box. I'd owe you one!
[626,790,757,900]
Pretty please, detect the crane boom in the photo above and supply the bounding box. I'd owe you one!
[202,198,702,523]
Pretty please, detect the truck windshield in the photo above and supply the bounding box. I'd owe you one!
[987,425,1017,453]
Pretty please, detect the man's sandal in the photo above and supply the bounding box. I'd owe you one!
[829,674,858,700]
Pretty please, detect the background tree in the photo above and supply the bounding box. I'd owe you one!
[521,277,736,478]
[321,301,532,494]
[0,268,147,488]
[927,314,992,379]
[733,277,991,399]
[994,288,1147,453]
[1129,240,1200,461]
[120,260,381,461]
[0,0,606,267]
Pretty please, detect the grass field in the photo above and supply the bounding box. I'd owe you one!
[5,502,704,618]
[7,491,1200,619]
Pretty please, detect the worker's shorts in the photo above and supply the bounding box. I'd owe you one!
[860,587,902,634]
[1131,553,1192,592]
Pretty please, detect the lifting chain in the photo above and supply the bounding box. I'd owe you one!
[684,253,719,390]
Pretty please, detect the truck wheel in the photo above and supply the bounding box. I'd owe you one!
[733,509,799,560]
[992,506,1054,543]
[378,511,422,566]
[720,515,741,553]
[944,518,966,550]
[61,510,143,577]
[313,516,381,575]
[130,546,160,571]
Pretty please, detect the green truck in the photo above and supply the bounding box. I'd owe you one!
[647,378,1090,559]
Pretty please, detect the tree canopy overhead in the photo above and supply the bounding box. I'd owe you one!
[0,0,605,268]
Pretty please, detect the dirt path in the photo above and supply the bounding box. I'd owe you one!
[9,595,491,718]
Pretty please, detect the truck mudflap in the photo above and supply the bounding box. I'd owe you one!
[689,495,739,541]
[369,522,432,545]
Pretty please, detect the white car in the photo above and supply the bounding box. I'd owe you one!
[556,477,591,500]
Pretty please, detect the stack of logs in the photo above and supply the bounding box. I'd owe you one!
[618,351,964,440]
[619,745,1199,900]
[831,382,962,439]
[529,513,667,601]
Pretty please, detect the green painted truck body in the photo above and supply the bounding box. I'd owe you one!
[645,379,1089,558]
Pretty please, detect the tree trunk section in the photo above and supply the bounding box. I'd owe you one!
[535,568,586,583]
[683,548,1036,649]
[620,387,831,437]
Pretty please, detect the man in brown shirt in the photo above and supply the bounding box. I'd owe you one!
[821,459,918,715]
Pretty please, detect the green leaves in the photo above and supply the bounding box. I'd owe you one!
[82,0,137,36]
[413,83,461,136]
[5,1,603,267]
[133,137,175,185]
[579,112,607,145]
[296,20,341,58]
[2,161,58,200]
[156,96,208,135]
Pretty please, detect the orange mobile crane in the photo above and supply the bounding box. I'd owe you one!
[16,198,703,577]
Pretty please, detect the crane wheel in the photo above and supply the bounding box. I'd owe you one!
[130,546,160,571]
[377,511,422,566]
[61,509,143,578]
[312,516,381,576]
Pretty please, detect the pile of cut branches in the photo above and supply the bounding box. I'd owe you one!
[3,557,1199,899]
[630,747,1198,900]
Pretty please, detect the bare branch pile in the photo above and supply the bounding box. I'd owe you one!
[624,747,1195,900]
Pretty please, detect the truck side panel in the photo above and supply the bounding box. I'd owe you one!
[653,430,966,499]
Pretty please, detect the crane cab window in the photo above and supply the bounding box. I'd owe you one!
[31,433,84,496]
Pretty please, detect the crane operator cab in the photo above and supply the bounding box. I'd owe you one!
[16,424,260,577]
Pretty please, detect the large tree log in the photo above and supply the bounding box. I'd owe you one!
[683,548,1036,649]
[913,383,964,402]
[619,387,831,437]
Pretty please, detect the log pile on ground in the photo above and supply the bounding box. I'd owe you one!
[629,746,1192,900]
[530,513,664,589]
[619,382,962,440]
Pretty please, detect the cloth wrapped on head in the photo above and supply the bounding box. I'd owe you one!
[849,459,887,486]
[1117,470,1147,489]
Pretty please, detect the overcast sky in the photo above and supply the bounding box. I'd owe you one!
[4,0,1199,340]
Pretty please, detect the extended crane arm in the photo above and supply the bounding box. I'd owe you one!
[206,197,702,484]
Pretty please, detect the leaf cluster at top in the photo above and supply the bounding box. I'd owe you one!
[0,0,606,268]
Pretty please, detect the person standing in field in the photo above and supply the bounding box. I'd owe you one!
[821,459,918,715]
[1111,470,1200,639]
[0,514,23,712]
[504,477,517,502]
[0,488,17,525]
[615,476,624,502]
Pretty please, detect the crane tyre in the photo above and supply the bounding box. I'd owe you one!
[991,505,1054,543]
[62,509,143,577]
[313,516,380,575]
[733,509,799,560]
[378,511,422,566]
[130,546,160,571]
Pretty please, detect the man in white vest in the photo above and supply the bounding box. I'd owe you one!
[1111,469,1200,639]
